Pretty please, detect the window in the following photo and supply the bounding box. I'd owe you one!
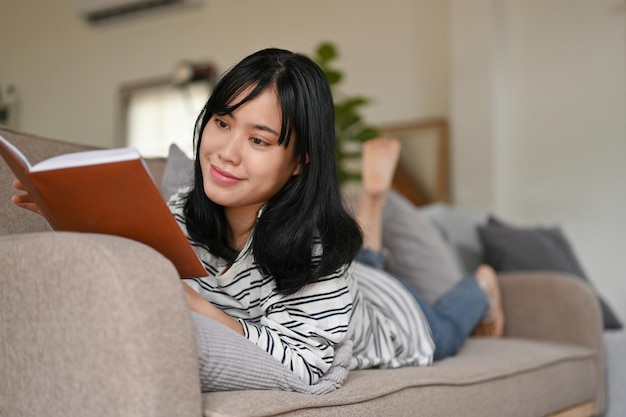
[120,63,216,158]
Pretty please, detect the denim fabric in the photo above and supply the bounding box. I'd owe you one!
[355,247,388,270]
[356,248,489,361]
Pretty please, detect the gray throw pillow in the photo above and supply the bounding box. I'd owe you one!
[478,216,623,329]
[191,312,352,393]
[419,202,488,275]
[382,190,464,304]
[160,143,194,201]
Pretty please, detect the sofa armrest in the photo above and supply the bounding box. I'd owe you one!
[499,271,602,345]
[0,232,202,417]
[498,271,606,414]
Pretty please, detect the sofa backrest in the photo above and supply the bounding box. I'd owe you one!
[0,125,166,236]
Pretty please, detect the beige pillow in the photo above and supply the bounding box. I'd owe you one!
[382,190,464,304]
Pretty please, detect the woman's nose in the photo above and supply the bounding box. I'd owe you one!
[217,133,242,165]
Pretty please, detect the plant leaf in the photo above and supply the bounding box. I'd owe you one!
[335,97,369,113]
[325,70,342,85]
[316,42,337,64]
[353,127,380,142]
[336,113,361,131]
[312,41,378,185]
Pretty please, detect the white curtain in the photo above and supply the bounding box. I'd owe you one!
[126,82,210,158]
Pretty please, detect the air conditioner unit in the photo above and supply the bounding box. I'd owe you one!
[75,0,203,24]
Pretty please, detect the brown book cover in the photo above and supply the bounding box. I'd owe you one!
[0,134,206,279]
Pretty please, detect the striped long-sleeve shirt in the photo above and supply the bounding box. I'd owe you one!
[348,262,435,369]
[169,190,434,385]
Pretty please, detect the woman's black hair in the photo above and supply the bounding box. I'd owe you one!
[184,48,363,295]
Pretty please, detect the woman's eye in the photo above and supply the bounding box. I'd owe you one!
[215,119,229,129]
[251,137,268,146]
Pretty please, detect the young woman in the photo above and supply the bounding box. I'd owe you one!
[12,48,503,386]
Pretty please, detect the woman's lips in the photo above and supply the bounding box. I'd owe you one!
[210,165,241,185]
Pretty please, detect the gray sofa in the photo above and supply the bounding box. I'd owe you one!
[0,125,607,417]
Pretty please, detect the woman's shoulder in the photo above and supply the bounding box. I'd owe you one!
[167,186,192,210]
[308,261,356,301]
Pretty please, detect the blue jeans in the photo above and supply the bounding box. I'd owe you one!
[355,248,489,361]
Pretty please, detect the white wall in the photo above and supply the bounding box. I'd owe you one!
[0,0,448,148]
[450,0,626,323]
[449,0,499,209]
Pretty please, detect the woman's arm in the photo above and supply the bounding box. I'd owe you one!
[168,191,245,333]
[182,282,244,335]
[186,263,354,385]
[240,265,355,385]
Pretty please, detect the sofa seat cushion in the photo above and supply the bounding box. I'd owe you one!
[201,338,597,417]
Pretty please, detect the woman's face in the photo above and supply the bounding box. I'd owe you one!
[199,87,301,217]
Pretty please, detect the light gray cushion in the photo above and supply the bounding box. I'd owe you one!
[191,312,352,394]
[382,190,463,304]
[419,202,488,274]
[160,143,193,201]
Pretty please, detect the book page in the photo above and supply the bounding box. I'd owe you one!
[0,134,31,169]
[31,147,141,173]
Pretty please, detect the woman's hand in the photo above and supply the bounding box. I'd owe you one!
[12,180,43,216]
[182,282,244,335]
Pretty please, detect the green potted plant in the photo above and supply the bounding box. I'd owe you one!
[312,42,380,184]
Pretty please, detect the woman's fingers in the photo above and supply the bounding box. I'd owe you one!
[11,180,43,215]
[13,179,27,191]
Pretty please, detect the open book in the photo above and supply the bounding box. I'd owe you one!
[0,134,206,278]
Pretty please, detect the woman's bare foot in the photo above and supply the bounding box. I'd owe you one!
[361,138,401,197]
[357,138,401,251]
[473,264,505,337]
